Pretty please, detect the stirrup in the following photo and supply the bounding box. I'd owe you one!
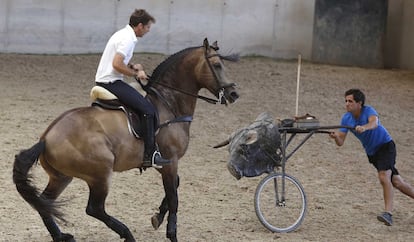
[150,151,171,168]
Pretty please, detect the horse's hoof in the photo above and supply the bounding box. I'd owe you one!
[124,238,136,242]
[167,233,177,242]
[53,233,75,242]
[63,233,75,242]
[151,214,160,230]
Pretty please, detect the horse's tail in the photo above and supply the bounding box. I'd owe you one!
[13,140,65,221]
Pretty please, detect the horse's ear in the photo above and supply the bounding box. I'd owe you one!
[203,38,209,50]
[211,41,219,51]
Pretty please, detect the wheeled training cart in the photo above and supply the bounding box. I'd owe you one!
[254,125,352,233]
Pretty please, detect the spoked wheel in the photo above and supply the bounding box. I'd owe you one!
[254,172,307,233]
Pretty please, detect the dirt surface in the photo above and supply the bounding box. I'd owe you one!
[1,52,413,242]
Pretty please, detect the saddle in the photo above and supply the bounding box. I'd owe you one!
[90,85,156,138]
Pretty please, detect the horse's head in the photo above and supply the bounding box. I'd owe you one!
[148,38,239,108]
[201,38,239,105]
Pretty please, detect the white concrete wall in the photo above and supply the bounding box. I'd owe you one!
[0,0,315,59]
[1,0,413,69]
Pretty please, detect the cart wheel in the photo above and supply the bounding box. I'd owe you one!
[254,172,307,233]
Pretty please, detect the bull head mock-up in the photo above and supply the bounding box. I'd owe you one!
[214,112,281,179]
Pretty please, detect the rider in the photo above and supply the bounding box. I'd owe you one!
[95,9,170,168]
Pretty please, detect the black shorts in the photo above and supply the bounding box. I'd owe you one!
[368,140,399,175]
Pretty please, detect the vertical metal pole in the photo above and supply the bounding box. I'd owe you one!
[281,130,287,203]
[295,54,301,117]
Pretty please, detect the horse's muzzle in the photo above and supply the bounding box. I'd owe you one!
[223,83,239,104]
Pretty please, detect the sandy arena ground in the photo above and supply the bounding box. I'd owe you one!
[0,52,413,241]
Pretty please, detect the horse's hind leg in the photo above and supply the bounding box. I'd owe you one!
[86,181,135,242]
[40,173,75,242]
[41,174,73,200]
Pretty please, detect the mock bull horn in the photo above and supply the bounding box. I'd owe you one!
[213,138,230,148]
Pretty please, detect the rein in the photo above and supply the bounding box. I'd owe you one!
[146,78,223,105]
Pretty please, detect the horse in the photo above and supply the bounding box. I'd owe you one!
[13,38,239,242]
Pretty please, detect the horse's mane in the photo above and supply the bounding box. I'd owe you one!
[150,46,201,83]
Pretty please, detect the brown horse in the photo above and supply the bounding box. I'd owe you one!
[13,38,239,242]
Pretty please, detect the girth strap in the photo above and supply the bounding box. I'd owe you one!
[159,116,193,129]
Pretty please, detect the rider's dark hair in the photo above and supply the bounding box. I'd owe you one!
[345,88,365,106]
[129,9,155,27]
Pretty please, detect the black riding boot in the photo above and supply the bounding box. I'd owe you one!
[142,114,171,168]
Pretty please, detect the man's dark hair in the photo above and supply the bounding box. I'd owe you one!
[129,9,155,27]
[345,88,365,106]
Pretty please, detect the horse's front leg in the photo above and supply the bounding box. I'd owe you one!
[161,169,180,242]
[151,175,180,230]
[151,196,167,229]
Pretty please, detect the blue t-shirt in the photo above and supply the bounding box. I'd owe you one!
[339,105,392,156]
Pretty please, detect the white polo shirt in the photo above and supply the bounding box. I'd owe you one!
[95,25,138,83]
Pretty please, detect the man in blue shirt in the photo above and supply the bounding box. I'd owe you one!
[330,89,414,226]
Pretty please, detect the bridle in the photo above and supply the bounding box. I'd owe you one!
[203,52,236,104]
[143,47,236,105]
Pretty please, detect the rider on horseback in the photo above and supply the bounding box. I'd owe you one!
[95,9,170,168]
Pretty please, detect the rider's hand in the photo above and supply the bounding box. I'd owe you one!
[136,70,147,79]
[129,63,143,72]
[128,63,147,82]
[136,70,148,85]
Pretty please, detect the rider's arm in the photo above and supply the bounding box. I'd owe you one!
[113,53,136,77]
[112,53,147,81]
[329,131,347,146]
